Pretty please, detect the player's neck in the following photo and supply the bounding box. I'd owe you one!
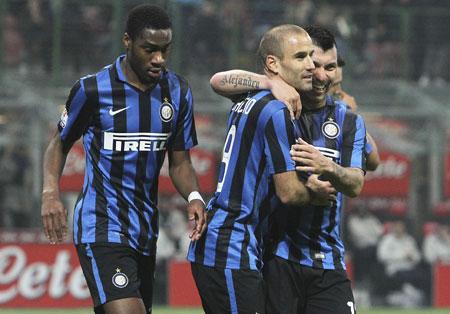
[121,57,156,92]
[301,95,327,111]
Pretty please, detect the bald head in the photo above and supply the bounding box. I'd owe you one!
[257,24,311,70]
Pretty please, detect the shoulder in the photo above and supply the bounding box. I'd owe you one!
[164,70,191,90]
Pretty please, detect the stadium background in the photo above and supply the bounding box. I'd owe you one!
[1,0,450,313]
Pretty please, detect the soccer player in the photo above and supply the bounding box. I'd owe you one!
[188,25,334,314]
[41,5,206,314]
[329,56,380,171]
[210,26,366,314]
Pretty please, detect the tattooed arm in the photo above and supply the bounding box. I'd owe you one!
[210,70,302,118]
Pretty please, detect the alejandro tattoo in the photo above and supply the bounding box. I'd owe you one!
[220,75,260,89]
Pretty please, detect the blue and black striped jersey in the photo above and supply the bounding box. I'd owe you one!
[272,96,366,270]
[58,55,197,255]
[188,90,296,270]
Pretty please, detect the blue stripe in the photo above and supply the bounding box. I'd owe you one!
[203,209,228,266]
[226,224,245,268]
[350,115,366,167]
[224,269,238,314]
[86,244,106,304]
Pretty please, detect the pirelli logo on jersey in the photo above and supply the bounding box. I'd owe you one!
[103,132,171,151]
[316,146,340,162]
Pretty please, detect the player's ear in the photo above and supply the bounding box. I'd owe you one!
[265,55,279,74]
[123,33,131,50]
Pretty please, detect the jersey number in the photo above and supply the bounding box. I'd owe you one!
[217,125,236,193]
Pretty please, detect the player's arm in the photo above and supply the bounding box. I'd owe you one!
[210,70,301,118]
[365,132,380,171]
[168,150,207,240]
[291,138,364,197]
[41,132,69,244]
[265,107,332,206]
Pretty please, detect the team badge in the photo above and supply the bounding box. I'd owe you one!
[321,118,340,139]
[160,97,174,122]
[59,108,68,129]
[112,268,129,288]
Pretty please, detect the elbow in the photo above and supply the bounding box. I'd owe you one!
[277,187,309,206]
[210,74,223,94]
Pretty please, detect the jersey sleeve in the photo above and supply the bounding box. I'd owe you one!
[264,108,296,174]
[365,139,373,155]
[58,79,94,154]
[341,113,366,170]
[171,85,198,151]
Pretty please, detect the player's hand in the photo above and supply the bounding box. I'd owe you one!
[268,76,302,119]
[291,138,333,175]
[187,199,207,240]
[306,174,337,206]
[41,192,68,244]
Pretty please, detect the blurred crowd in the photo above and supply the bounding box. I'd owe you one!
[2,0,450,85]
[345,207,450,308]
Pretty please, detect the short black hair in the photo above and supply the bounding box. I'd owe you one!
[337,56,346,67]
[126,4,172,40]
[304,25,336,51]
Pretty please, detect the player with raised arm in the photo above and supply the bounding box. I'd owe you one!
[210,25,366,314]
[188,25,335,314]
[41,5,206,314]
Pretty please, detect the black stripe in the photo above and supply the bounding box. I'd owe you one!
[308,207,324,268]
[135,92,151,251]
[61,80,95,154]
[243,154,268,268]
[149,77,174,251]
[323,104,343,269]
[65,80,81,111]
[214,94,273,269]
[75,184,89,244]
[108,65,129,245]
[285,207,303,263]
[83,76,109,243]
[341,112,357,167]
[266,117,288,173]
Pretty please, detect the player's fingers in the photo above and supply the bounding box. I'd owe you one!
[42,216,51,241]
[47,215,58,244]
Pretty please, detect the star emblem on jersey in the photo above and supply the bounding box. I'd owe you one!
[321,118,340,139]
[112,268,129,288]
[160,97,174,122]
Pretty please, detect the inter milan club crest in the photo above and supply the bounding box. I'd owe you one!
[160,97,174,122]
[112,268,129,288]
[321,118,340,139]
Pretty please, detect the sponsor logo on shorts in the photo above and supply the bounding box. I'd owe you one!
[112,268,129,288]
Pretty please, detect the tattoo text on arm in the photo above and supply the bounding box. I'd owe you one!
[220,75,261,89]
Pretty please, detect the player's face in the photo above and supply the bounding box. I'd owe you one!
[277,33,315,92]
[125,28,172,85]
[306,45,338,104]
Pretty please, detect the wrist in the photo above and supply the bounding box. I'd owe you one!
[188,191,205,205]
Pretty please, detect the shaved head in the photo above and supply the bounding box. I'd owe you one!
[257,24,310,70]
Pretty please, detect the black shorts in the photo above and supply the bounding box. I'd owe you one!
[263,256,356,314]
[191,263,265,314]
[76,243,155,313]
